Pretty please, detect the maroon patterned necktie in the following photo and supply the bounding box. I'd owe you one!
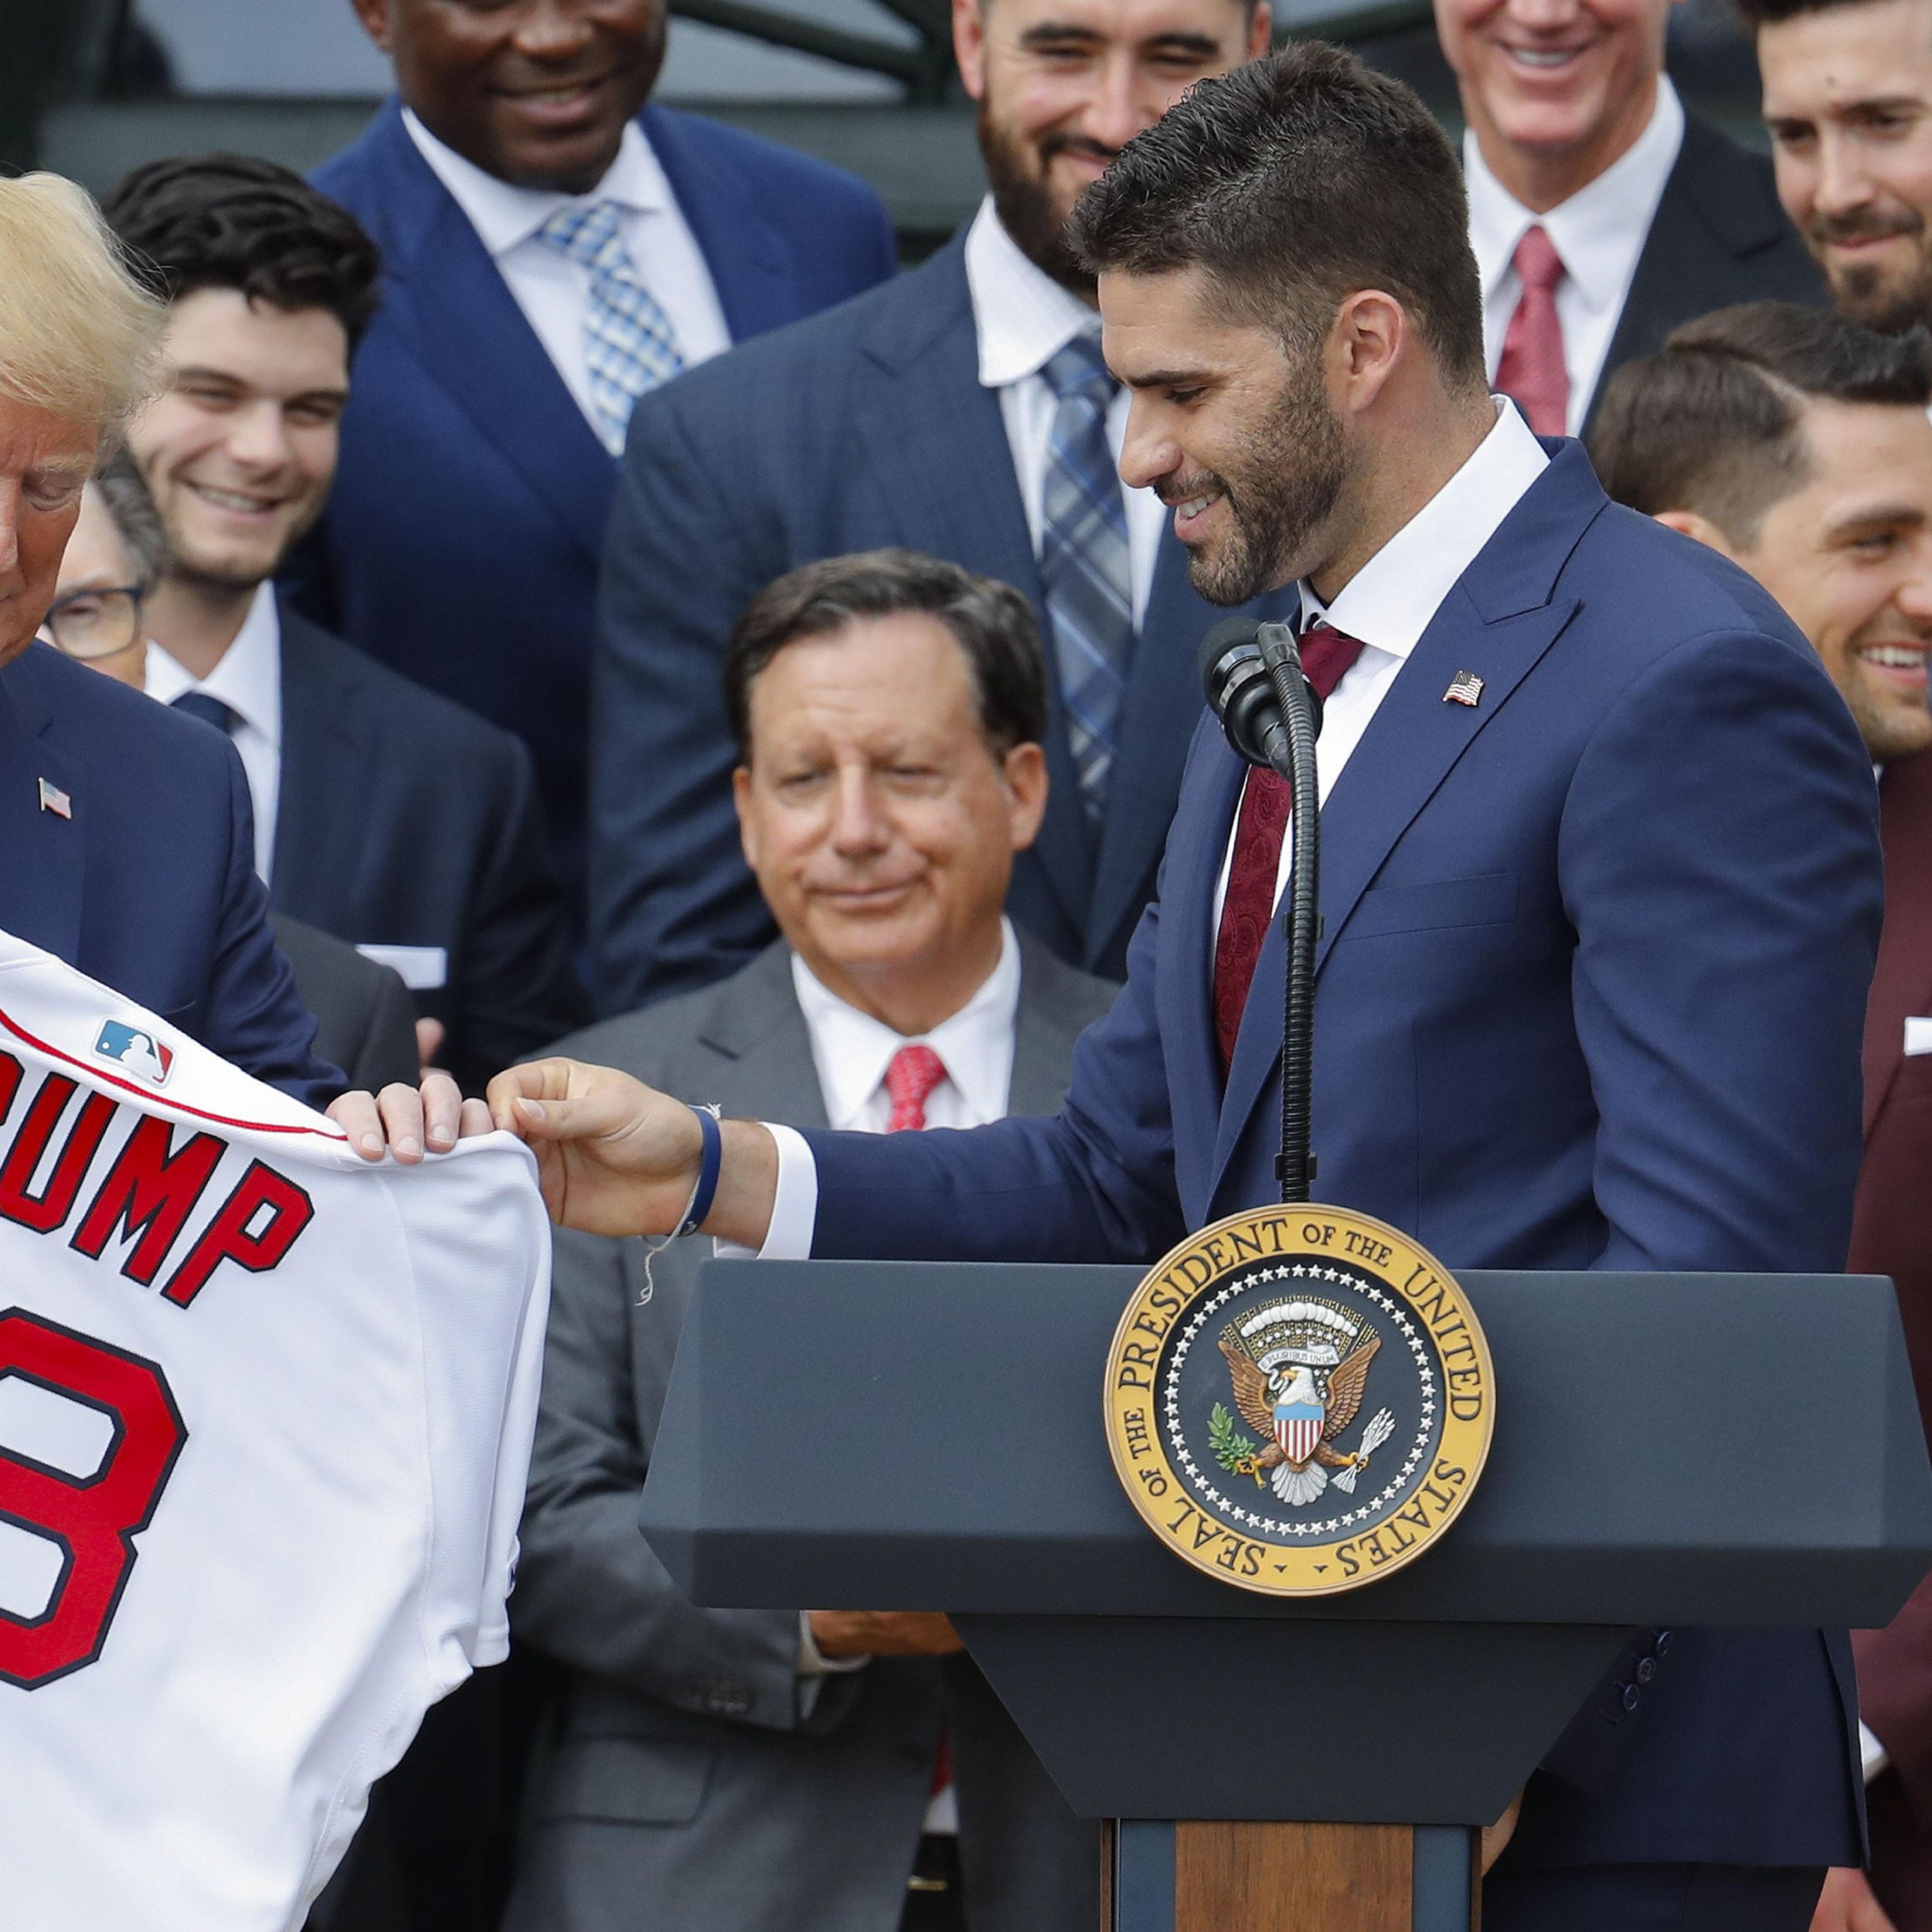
[1211,624,1367,1072]
[1494,224,1569,437]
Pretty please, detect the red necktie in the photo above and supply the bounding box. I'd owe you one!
[1211,624,1367,1071]
[1495,225,1569,437]
[884,1043,947,1133]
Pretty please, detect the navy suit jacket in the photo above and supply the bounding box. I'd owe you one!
[587,232,1294,1013]
[291,99,898,906]
[268,602,587,1095]
[801,445,1883,1869]
[0,642,335,1107]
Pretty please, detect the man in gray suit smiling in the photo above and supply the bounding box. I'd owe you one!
[504,550,1118,1932]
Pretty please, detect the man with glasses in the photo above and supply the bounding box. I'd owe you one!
[38,453,163,689]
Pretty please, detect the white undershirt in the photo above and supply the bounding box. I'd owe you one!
[757,401,1552,1259]
[144,583,282,883]
[401,108,731,436]
[963,198,1166,628]
[1464,77,1685,436]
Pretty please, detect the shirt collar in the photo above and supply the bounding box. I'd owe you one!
[963,196,1104,389]
[1302,400,1550,657]
[791,917,1022,1129]
[401,107,669,257]
[144,580,282,747]
[1464,75,1685,312]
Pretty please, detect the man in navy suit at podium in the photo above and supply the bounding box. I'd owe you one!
[366,43,1885,1930]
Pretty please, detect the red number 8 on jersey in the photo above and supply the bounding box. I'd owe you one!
[0,1309,186,1689]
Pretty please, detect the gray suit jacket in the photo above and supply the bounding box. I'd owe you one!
[504,933,1118,1932]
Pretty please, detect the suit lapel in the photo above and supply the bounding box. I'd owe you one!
[696,944,830,1127]
[268,604,372,920]
[0,649,83,961]
[1864,753,1932,1135]
[645,105,790,341]
[369,109,614,567]
[850,246,1094,936]
[1209,446,1599,1193]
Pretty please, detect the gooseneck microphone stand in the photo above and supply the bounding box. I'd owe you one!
[1251,621,1322,1206]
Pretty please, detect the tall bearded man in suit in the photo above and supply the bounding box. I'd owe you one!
[587,0,1277,1009]
[1592,300,1932,1932]
[360,44,1885,1930]
[505,550,1115,1932]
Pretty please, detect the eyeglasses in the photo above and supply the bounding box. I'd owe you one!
[40,586,145,662]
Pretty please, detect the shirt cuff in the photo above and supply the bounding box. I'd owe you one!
[713,1122,817,1260]
[797,1610,871,1679]
[1862,1721,1891,1783]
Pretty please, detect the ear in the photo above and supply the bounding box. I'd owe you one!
[346,0,392,53]
[1328,288,1406,417]
[1651,507,1739,560]
[1000,741,1049,852]
[954,0,990,100]
[1244,2,1274,63]
[731,764,761,871]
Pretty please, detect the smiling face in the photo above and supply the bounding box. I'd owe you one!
[0,394,95,669]
[1729,396,1932,761]
[352,0,664,192]
[956,0,1270,292]
[1435,0,1676,208]
[1105,264,1353,604]
[733,613,1047,1029]
[1760,0,1932,332]
[125,288,347,597]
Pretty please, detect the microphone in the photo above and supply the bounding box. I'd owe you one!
[1199,618,1323,777]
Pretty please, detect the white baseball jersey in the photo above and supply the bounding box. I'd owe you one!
[0,930,550,1930]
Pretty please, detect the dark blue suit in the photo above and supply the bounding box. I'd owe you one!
[798,445,1882,1883]
[269,602,586,1095]
[0,642,335,1107]
[587,233,1293,1012]
[290,100,898,906]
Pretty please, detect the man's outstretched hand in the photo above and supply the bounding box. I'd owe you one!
[487,1058,780,1245]
[328,1071,488,1163]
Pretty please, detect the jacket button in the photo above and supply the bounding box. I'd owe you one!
[1621,1684,1641,1711]
[1636,1658,1656,1684]
[1655,1630,1672,1655]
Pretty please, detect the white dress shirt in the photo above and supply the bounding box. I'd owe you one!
[759,403,1551,1259]
[401,108,731,436]
[145,583,283,883]
[1464,77,1685,436]
[1211,399,1552,928]
[963,197,1166,627]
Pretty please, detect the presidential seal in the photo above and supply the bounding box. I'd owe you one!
[1104,1205,1493,1597]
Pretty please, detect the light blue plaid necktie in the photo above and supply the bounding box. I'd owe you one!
[1039,334,1134,821]
[537,199,684,457]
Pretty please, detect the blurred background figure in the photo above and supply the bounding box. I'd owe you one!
[588,0,1279,1015]
[1591,300,1932,1932]
[0,168,334,1100]
[285,0,899,917]
[506,550,1114,1932]
[1437,0,1821,438]
[103,151,585,1095]
[1750,0,1932,342]
[39,447,420,1100]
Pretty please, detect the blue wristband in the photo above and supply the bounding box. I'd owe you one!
[678,1104,723,1238]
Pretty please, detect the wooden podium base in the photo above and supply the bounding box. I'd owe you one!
[1103,1820,1479,1932]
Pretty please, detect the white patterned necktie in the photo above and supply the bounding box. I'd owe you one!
[1039,334,1135,821]
[536,199,684,457]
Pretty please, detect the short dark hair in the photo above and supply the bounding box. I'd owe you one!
[1069,42,1486,389]
[1732,0,1866,29]
[90,447,169,596]
[1587,301,1932,545]
[724,549,1049,761]
[100,154,380,348]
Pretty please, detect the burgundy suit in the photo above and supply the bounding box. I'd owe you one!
[1852,747,1932,1930]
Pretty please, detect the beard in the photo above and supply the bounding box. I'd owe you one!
[1808,209,1932,334]
[1175,352,1352,607]
[978,97,1107,300]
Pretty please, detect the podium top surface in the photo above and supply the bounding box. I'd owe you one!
[638,1260,1932,1626]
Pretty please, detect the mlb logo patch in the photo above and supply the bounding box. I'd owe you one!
[94,1021,173,1086]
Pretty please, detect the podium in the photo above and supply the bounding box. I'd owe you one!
[638,1259,1932,1931]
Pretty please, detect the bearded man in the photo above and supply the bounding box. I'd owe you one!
[582,0,1275,1009]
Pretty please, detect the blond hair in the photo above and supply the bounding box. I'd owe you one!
[0,173,165,447]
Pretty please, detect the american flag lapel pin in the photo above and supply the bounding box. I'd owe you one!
[1443,671,1485,709]
[37,777,71,819]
